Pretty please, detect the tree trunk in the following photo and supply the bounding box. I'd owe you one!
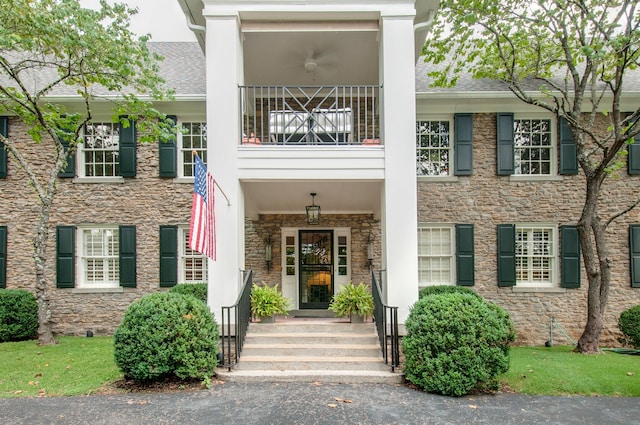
[576,175,609,354]
[34,193,56,345]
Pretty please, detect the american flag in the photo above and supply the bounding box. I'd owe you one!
[189,155,216,260]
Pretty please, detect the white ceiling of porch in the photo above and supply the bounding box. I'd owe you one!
[242,180,383,219]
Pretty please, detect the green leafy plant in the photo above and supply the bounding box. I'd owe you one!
[250,283,290,319]
[618,304,640,349]
[418,285,482,300]
[328,282,374,320]
[403,292,515,397]
[0,289,38,342]
[169,283,207,304]
[113,292,218,383]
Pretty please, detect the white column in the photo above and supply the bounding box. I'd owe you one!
[204,13,245,319]
[380,14,419,323]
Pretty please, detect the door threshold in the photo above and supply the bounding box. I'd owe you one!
[291,309,335,318]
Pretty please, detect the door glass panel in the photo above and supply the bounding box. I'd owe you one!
[299,230,333,308]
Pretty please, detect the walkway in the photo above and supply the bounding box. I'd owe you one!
[0,382,637,425]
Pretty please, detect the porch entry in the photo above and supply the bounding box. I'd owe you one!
[280,227,351,310]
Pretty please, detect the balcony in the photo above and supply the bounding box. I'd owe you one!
[240,85,382,146]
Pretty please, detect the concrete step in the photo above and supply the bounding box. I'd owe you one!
[233,355,392,371]
[215,369,404,384]
[241,343,382,357]
[244,333,379,345]
[247,321,376,334]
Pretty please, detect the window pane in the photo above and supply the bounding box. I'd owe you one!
[416,120,451,176]
[180,228,208,282]
[83,123,120,177]
[515,226,554,286]
[82,228,119,286]
[417,226,453,285]
[514,119,552,176]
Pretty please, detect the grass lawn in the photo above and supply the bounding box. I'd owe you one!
[503,346,640,397]
[0,336,121,398]
[1,338,639,398]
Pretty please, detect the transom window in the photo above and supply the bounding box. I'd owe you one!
[516,225,555,287]
[418,225,454,286]
[178,122,207,178]
[179,226,207,283]
[81,122,119,177]
[416,120,451,176]
[514,119,552,175]
[79,227,119,288]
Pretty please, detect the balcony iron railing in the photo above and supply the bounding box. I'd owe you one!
[240,85,382,146]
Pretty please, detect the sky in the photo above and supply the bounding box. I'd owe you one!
[79,0,197,42]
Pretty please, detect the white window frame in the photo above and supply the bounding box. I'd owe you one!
[513,115,556,177]
[177,120,207,178]
[515,223,558,288]
[417,223,456,287]
[77,225,120,289]
[178,226,208,283]
[77,122,121,179]
[416,117,453,177]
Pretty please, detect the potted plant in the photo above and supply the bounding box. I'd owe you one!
[250,283,290,323]
[328,281,374,323]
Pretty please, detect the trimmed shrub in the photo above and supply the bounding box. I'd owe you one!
[0,289,38,342]
[402,292,515,397]
[618,304,640,349]
[418,285,482,300]
[169,283,207,304]
[114,292,218,382]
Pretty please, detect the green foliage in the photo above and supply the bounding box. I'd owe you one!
[418,285,481,300]
[250,283,290,318]
[0,289,38,342]
[618,304,640,349]
[402,293,515,397]
[169,283,207,304]
[113,292,218,382]
[328,281,374,318]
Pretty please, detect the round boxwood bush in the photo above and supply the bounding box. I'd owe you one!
[418,285,482,300]
[618,304,640,349]
[402,292,515,397]
[114,292,218,382]
[168,283,207,304]
[0,289,38,342]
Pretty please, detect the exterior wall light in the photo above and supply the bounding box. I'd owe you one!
[306,192,321,225]
[265,234,273,273]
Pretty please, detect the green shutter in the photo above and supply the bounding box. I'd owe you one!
[56,226,75,288]
[559,118,579,175]
[560,225,581,288]
[496,113,515,175]
[57,132,76,178]
[159,225,178,287]
[119,225,136,287]
[629,134,640,175]
[159,115,177,178]
[497,224,516,287]
[119,117,137,177]
[0,116,8,179]
[456,224,474,286]
[630,225,640,287]
[0,226,6,288]
[454,114,473,176]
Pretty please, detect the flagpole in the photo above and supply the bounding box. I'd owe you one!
[193,150,231,206]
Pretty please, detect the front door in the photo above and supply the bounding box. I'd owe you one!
[299,230,333,309]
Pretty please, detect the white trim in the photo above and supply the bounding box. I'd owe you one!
[178,225,208,283]
[417,223,456,286]
[415,117,454,177]
[514,223,558,288]
[76,225,120,289]
[512,115,556,177]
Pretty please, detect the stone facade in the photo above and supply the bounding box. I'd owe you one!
[417,113,640,345]
[1,118,192,335]
[3,111,640,346]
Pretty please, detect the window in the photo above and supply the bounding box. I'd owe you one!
[416,120,451,176]
[515,225,556,287]
[80,122,120,177]
[179,226,207,283]
[418,225,454,286]
[178,122,207,177]
[78,227,119,288]
[514,118,553,175]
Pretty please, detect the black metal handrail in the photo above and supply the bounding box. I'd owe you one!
[372,270,400,372]
[220,270,252,371]
[240,85,382,146]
